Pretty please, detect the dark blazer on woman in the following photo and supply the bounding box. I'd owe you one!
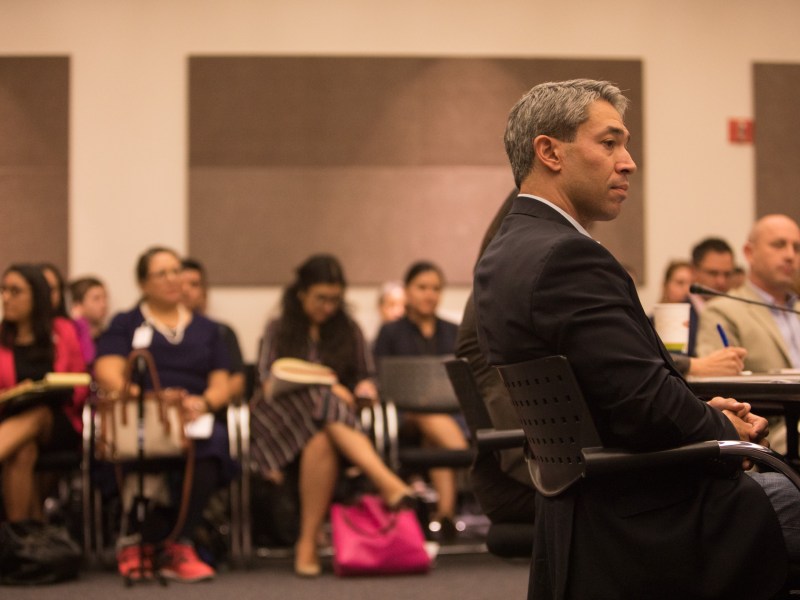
[474,196,786,600]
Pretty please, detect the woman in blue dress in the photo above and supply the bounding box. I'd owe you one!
[95,247,231,583]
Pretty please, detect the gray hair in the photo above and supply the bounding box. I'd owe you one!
[504,79,629,188]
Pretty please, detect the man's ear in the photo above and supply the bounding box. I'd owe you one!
[533,135,562,173]
[743,240,754,263]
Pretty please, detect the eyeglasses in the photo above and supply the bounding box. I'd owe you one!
[1,285,29,297]
[697,268,733,280]
[308,293,343,307]
[148,268,181,281]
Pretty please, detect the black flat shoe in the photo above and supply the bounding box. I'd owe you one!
[438,516,458,543]
[388,493,419,511]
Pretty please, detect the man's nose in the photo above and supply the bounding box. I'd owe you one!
[618,150,637,174]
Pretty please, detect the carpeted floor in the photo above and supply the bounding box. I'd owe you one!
[7,552,530,600]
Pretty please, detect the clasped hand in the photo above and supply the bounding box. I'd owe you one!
[708,396,770,469]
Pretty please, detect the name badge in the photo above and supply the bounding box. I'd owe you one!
[132,324,153,349]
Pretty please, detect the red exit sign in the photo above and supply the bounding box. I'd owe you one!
[728,118,754,143]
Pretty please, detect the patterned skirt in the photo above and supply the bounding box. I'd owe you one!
[249,384,359,477]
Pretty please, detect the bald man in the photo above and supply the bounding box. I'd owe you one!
[696,214,800,372]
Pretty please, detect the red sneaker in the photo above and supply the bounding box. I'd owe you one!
[117,544,153,580]
[159,541,215,583]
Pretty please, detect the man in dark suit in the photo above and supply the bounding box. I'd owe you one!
[474,79,799,599]
[687,236,736,355]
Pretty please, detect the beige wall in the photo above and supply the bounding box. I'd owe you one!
[2,0,800,360]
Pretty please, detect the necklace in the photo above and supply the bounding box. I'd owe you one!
[140,302,191,345]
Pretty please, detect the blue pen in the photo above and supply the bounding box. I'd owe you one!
[716,323,730,347]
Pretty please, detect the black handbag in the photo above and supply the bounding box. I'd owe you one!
[0,520,82,585]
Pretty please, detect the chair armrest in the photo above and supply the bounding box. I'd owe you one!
[476,428,525,451]
[718,440,800,492]
[237,402,252,562]
[583,440,800,493]
[582,441,721,477]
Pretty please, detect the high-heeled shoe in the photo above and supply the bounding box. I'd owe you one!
[294,543,321,578]
[294,560,321,578]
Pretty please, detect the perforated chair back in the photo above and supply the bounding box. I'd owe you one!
[378,355,461,413]
[496,355,601,497]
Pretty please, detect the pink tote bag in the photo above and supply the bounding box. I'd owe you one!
[331,495,431,576]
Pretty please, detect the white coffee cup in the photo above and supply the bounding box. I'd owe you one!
[653,303,691,353]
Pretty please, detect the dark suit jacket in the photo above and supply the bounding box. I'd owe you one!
[474,197,786,600]
[455,295,537,524]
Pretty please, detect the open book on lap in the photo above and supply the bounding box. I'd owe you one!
[0,372,91,404]
[270,358,337,397]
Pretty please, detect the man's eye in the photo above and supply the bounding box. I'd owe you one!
[602,140,615,148]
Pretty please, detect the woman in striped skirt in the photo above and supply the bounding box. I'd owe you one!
[250,254,412,577]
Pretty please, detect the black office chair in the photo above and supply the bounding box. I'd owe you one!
[495,355,800,598]
[377,355,475,472]
[496,355,800,494]
[444,358,534,558]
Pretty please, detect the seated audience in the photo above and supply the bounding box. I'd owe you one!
[95,246,233,583]
[0,264,88,522]
[250,254,412,578]
[373,261,468,540]
[697,214,800,372]
[68,276,109,366]
[697,215,800,453]
[180,258,246,400]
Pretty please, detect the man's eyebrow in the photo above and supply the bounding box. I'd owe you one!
[601,125,631,142]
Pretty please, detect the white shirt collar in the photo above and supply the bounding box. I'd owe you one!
[518,194,592,238]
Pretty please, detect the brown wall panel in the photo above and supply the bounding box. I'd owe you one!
[0,167,69,265]
[190,166,512,284]
[189,56,643,285]
[754,63,800,223]
[0,57,69,274]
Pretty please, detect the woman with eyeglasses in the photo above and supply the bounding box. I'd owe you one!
[250,253,412,578]
[0,264,88,523]
[94,246,232,583]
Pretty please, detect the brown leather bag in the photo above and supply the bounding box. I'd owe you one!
[94,348,196,542]
[96,349,189,461]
